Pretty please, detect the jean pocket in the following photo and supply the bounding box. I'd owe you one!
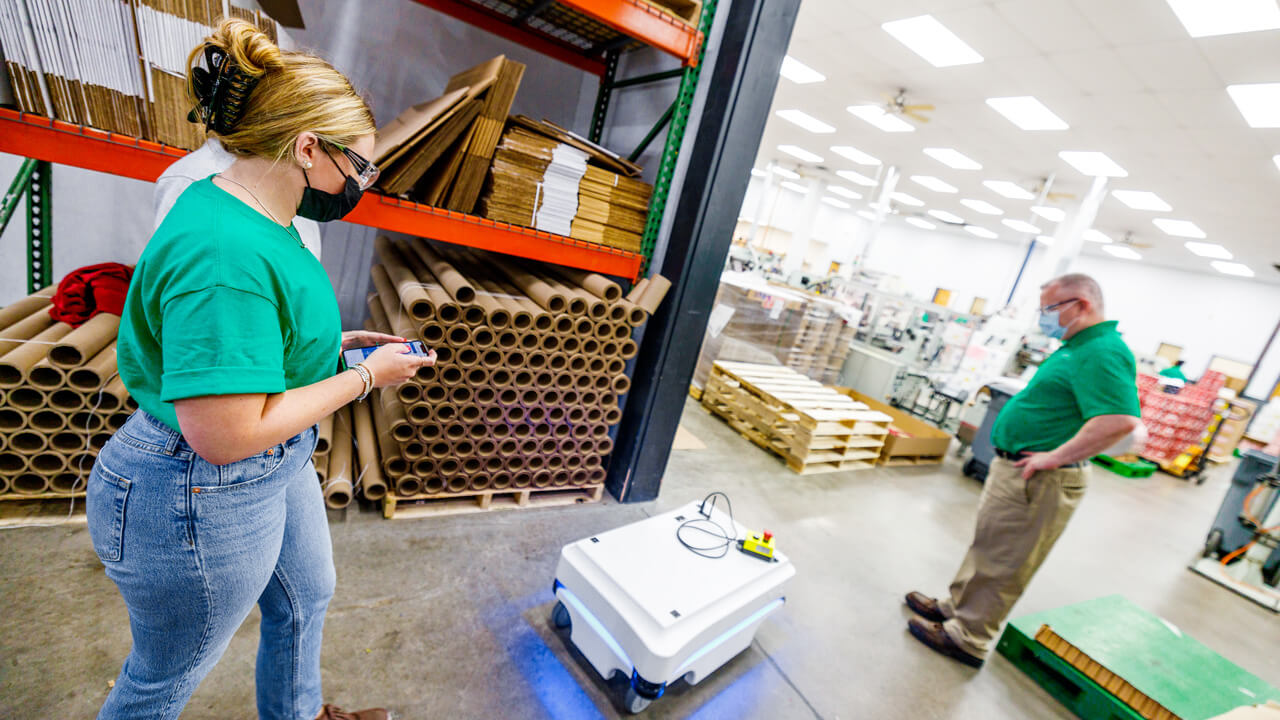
[87,460,132,563]
[197,444,288,492]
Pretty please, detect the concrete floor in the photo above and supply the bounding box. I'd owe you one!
[2,397,1277,719]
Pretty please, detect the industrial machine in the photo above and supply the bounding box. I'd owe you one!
[1190,449,1280,612]
[551,495,795,713]
[961,379,1026,482]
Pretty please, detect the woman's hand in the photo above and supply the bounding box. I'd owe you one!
[360,343,436,388]
[342,330,406,351]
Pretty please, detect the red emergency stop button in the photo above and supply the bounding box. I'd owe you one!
[762,530,773,543]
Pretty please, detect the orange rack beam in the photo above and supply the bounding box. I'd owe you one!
[0,108,644,279]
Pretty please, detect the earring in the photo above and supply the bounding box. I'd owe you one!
[304,161,313,169]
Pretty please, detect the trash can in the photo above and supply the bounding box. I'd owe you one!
[962,379,1025,482]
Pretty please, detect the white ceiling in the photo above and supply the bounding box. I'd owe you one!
[756,0,1280,285]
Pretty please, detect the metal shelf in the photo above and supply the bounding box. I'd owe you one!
[411,0,702,74]
[0,108,643,279]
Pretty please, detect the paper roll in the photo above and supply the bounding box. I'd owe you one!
[394,238,461,324]
[625,278,649,304]
[370,265,418,340]
[323,405,355,509]
[11,473,49,495]
[492,257,565,313]
[396,475,423,496]
[635,274,671,315]
[407,239,477,304]
[316,413,334,455]
[370,390,409,478]
[48,389,83,412]
[548,266,621,302]
[50,312,120,368]
[29,409,66,433]
[67,342,117,391]
[30,451,67,475]
[351,398,387,502]
[375,236,435,321]
[27,358,65,390]
[0,285,54,329]
[50,431,81,453]
[0,321,73,387]
[8,388,45,411]
[0,305,56,356]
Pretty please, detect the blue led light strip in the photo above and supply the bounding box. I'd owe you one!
[558,586,635,671]
[676,598,786,674]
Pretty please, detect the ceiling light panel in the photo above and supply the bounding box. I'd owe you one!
[1211,261,1255,277]
[1111,190,1172,211]
[750,168,766,178]
[1036,236,1055,245]
[1185,241,1232,259]
[857,210,877,221]
[881,15,984,67]
[822,197,851,209]
[828,185,863,200]
[1059,151,1128,177]
[1002,219,1042,234]
[780,56,825,84]
[985,96,1069,131]
[983,180,1035,200]
[928,209,965,224]
[906,217,936,230]
[911,175,958,193]
[1226,83,1280,127]
[776,109,835,134]
[771,167,800,179]
[780,181,809,193]
[892,192,925,207]
[847,105,916,133]
[778,145,824,163]
[961,199,1004,215]
[964,226,998,239]
[1166,0,1280,37]
[1152,218,1206,238]
[1102,245,1142,260]
[837,169,878,186]
[1031,206,1066,222]
[1084,229,1112,243]
[924,147,982,170]
[830,145,881,166]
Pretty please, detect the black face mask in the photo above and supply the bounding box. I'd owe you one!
[297,152,364,222]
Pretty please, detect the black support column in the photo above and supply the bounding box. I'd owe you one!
[608,0,801,502]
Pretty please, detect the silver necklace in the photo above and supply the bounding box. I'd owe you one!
[216,174,304,248]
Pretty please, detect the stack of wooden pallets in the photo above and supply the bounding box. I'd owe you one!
[701,361,891,475]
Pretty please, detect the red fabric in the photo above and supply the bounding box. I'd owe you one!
[49,262,134,327]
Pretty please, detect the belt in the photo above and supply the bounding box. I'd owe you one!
[994,447,1084,469]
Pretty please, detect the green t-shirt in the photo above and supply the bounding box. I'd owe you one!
[1159,365,1188,382]
[991,320,1141,454]
[117,177,341,433]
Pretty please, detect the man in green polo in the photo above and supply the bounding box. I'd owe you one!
[903,273,1143,667]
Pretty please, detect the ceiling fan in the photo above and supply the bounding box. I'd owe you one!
[1115,231,1154,250]
[883,88,934,124]
[1030,177,1076,203]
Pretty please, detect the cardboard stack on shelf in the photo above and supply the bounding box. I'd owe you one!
[0,0,278,149]
[1136,371,1226,463]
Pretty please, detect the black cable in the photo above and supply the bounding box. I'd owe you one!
[677,491,737,559]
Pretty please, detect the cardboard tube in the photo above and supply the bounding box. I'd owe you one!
[375,236,435,321]
[482,405,504,423]
[567,407,586,424]
[371,265,419,340]
[613,324,631,341]
[460,405,482,423]
[91,432,113,451]
[491,368,513,386]
[48,313,118,368]
[635,275,671,314]
[531,470,553,488]
[27,358,65,390]
[11,430,48,453]
[396,381,423,405]
[457,348,479,366]
[587,357,605,374]
[416,365,438,385]
[589,322,610,340]
[611,374,631,394]
[413,458,436,479]
[453,271,511,329]
[585,407,603,425]
[509,472,530,488]
[606,303,627,323]
[597,437,615,455]
[316,414,334,455]
[492,258,565,313]
[444,474,467,492]
[549,266,621,303]
[526,454,546,472]
[0,321,73,387]
[30,451,67,475]
[588,468,605,483]
[454,439,475,458]
[365,295,393,337]
[434,347,455,365]
[491,472,512,490]
[407,401,432,424]
[9,388,45,411]
[553,471,572,487]
[418,321,446,346]
[446,423,467,440]
[472,327,496,348]
[369,399,408,482]
[449,385,473,405]
[526,353,548,372]
[561,337,581,355]
[407,239,476,304]
[50,471,84,493]
[29,409,66,433]
[12,473,49,495]
[376,389,416,442]
[423,474,446,493]
[394,238,460,323]
[607,358,626,375]
[445,325,473,348]
[620,340,638,359]
[47,389,83,412]
[581,391,599,406]
[351,398,387,502]
[0,452,28,473]
[0,286,53,329]
[67,342,117,391]
[424,384,448,404]
[461,457,483,475]
[397,475,423,496]
[565,453,583,472]
[435,403,459,423]
[324,405,355,509]
[495,331,518,350]
[577,375,594,391]
[314,446,329,483]
[616,300,648,328]
[106,412,129,431]
[476,384,497,403]
[95,376,130,412]
[569,356,588,374]
[50,431,81,453]
[626,278,649,304]
[0,306,56,356]
[467,367,491,386]
[547,407,566,424]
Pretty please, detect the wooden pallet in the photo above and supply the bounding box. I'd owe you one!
[880,454,946,467]
[0,492,87,527]
[382,484,604,519]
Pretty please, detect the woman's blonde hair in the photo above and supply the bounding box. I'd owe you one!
[186,18,374,162]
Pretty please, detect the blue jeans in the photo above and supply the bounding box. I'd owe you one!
[87,410,333,720]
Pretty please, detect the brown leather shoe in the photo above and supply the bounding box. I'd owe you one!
[907,616,985,668]
[316,705,390,720]
[904,591,947,623]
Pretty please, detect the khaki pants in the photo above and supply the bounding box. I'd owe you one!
[937,457,1087,657]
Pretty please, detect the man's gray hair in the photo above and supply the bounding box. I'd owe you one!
[1043,273,1104,312]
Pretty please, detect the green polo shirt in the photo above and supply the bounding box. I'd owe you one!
[991,320,1140,454]
[117,177,341,433]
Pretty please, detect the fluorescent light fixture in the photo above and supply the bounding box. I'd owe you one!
[1031,205,1066,222]
[1166,0,1280,37]
[822,197,851,209]
[911,175,958,193]
[857,210,877,221]
[1002,218,1042,234]
[985,96,1069,131]
[961,198,1004,215]
[1112,190,1172,211]
[928,209,965,224]
[1084,229,1112,243]
[750,168,766,178]
[837,169,878,186]
[924,147,982,170]
[983,180,1035,200]
[780,180,809,193]
[881,15,984,67]
[1036,235,1055,245]
[830,145,881,166]
[770,166,800,179]
[964,225,998,239]
[1226,83,1280,127]
[828,185,863,200]
[1059,151,1128,177]
[1152,218,1206,238]
[847,105,916,133]
[906,217,937,230]
[1211,261,1255,277]
[778,145,824,163]
[780,56,825,84]
[1103,245,1142,260]
[892,192,924,207]
[1185,241,1232,259]
[776,109,835,134]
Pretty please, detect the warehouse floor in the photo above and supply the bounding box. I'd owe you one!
[1,397,1276,719]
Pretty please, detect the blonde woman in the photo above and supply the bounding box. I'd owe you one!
[87,19,430,720]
